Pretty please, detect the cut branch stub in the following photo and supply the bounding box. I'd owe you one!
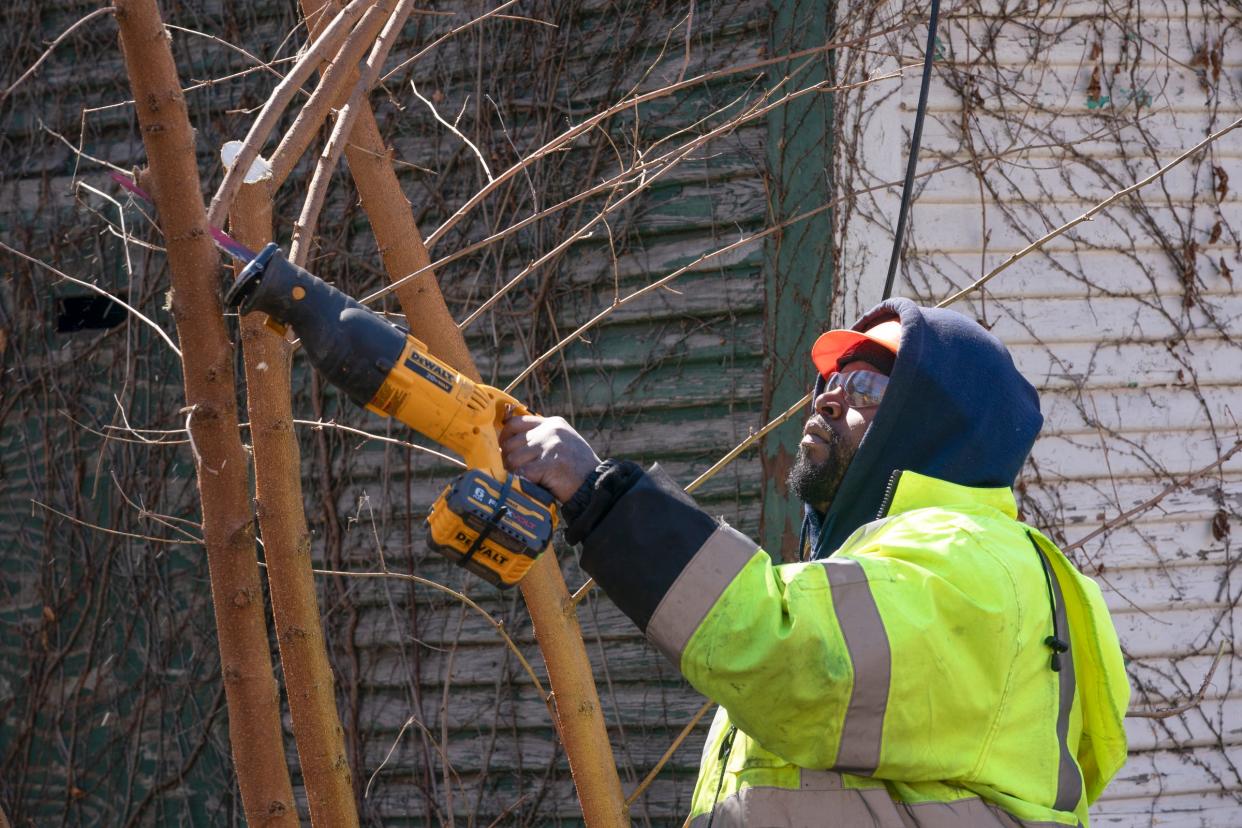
[206,0,372,228]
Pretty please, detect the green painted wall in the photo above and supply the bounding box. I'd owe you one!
[761,0,836,560]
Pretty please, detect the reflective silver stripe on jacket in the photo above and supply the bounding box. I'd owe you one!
[1037,539,1083,813]
[818,557,890,775]
[646,523,757,666]
[687,772,1078,828]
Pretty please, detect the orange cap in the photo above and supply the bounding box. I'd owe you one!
[811,318,902,377]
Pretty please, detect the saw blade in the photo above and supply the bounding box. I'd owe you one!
[109,172,258,264]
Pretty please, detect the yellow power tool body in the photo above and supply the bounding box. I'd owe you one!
[225,243,556,587]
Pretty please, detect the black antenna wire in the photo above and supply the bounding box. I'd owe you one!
[881,0,942,300]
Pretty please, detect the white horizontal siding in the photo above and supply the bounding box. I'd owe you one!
[835,1,1242,824]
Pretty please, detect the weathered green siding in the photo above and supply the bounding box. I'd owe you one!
[761,0,836,560]
[1,1,786,824]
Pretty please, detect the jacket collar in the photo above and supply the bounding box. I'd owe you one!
[881,470,1018,520]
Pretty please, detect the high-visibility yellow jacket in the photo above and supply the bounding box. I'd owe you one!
[630,471,1129,827]
[574,301,1130,826]
[573,464,1129,827]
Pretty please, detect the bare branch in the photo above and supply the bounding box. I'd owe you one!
[937,114,1242,308]
[0,240,181,357]
[206,0,373,227]
[269,0,396,188]
[368,65,906,315]
[624,699,713,806]
[422,19,910,249]
[2,7,116,103]
[1127,642,1228,719]
[290,0,419,266]
[1064,440,1242,556]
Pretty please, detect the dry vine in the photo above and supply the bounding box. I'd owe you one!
[2,1,1239,825]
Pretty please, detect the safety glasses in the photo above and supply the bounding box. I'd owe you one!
[816,369,890,408]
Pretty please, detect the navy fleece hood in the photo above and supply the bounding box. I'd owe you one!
[805,298,1043,559]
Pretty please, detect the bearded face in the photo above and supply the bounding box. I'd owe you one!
[787,412,858,513]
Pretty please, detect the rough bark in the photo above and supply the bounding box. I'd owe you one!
[232,182,359,827]
[291,2,629,821]
[112,0,296,823]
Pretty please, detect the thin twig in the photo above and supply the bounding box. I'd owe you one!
[381,0,525,82]
[77,183,134,277]
[291,419,466,466]
[937,114,1242,308]
[303,565,549,699]
[1063,439,1242,555]
[2,7,116,102]
[80,57,301,115]
[31,500,201,545]
[41,122,129,173]
[99,416,468,463]
[483,794,532,828]
[685,397,810,495]
[363,713,457,798]
[411,82,494,182]
[1127,642,1228,719]
[164,23,285,81]
[0,240,181,357]
[107,471,206,542]
[624,699,713,806]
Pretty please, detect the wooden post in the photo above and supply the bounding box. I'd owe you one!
[112,1,296,823]
[232,181,360,827]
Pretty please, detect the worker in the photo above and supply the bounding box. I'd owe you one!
[500,297,1131,827]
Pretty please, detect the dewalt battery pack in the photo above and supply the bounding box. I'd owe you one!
[426,469,558,587]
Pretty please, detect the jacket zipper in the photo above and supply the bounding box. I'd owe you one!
[705,725,738,828]
[877,469,903,518]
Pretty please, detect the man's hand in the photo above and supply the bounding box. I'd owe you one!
[500,414,601,503]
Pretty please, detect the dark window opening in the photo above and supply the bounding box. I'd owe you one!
[57,294,127,333]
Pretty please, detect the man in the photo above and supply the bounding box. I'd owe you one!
[500,298,1130,827]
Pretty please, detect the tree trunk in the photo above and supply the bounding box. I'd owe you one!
[232,181,359,827]
[113,1,296,823]
[290,2,629,821]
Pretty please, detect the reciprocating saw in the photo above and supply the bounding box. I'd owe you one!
[224,243,557,588]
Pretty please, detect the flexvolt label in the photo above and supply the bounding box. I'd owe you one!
[405,350,454,392]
